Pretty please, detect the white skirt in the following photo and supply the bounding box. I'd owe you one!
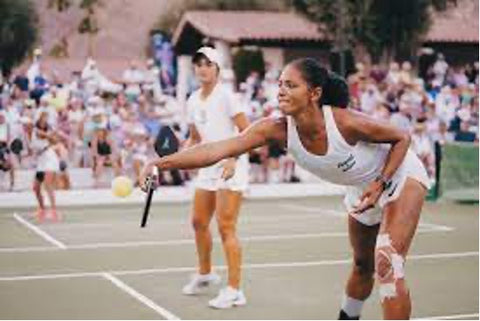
[343,150,430,226]
[36,148,59,172]
[194,154,249,192]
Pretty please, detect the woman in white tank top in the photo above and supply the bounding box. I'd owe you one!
[141,58,429,319]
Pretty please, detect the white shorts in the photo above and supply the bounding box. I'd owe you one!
[343,150,430,226]
[36,149,59,173]
[194,155,249,192]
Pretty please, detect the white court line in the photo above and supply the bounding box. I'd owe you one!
[417,222,454,232]
[415,312,479,320]
[0,225,448,253]
[12,213,67,249]
[102,273,179,320]
[279,203,455,231]
[279,203,344,216]
[0,251,476,281]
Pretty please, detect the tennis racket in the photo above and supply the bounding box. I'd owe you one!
[140,125,179,228]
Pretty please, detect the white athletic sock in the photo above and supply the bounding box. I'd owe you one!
[341,294,364,317]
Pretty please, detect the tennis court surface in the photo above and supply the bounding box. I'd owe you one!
[0,196,477,319]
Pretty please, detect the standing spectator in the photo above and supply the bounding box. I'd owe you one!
[435,86,458,127]
[432,53,449,85]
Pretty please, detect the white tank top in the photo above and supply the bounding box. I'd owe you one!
[287,106,391,186]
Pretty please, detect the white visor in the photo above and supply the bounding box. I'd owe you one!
[194,47,222,67]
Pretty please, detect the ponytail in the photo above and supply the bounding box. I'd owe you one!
[320,72,350,108]
[290,58,350,108]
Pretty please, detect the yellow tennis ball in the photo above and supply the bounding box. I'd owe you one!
[111,176,133,198]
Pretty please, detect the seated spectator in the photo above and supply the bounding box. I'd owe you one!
[91,128,121,187]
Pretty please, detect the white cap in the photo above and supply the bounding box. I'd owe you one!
[194,47,222,67]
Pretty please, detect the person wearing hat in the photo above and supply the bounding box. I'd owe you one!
[179,46,250,309]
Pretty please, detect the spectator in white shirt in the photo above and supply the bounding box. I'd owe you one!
[122,60,144,101]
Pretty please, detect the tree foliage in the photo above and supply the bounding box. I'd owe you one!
[232,48,265,85]
[293,0,456,62]
[0,0,38,76]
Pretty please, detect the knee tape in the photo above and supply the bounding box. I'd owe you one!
[375,233,405,302]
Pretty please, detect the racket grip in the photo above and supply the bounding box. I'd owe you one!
[140,183,154,228]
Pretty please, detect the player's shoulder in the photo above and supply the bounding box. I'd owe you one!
[251,115,286,138]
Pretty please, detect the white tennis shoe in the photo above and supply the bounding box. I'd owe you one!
[208,286,247,309]
[182,273,221,295]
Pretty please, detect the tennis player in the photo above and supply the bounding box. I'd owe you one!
[179,47,250,309]
[141,58,429,319]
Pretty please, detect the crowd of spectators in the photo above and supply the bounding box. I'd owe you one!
[0,50,477,191]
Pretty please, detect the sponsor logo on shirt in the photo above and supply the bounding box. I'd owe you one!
[337,154,356,172]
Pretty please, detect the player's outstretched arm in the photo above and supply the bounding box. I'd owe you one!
[140,116,285,186]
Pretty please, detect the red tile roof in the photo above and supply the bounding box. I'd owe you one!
[173,7,478,45]
[425,0,479,43]
[172,11,329,45]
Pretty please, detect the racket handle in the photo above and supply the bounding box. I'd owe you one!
[140,183,154,228]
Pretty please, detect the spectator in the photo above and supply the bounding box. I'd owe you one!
[411,119,435,178]
[0,111,14,190]
[122,60,144,101]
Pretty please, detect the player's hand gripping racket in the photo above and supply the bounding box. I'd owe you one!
[140,125,179,228]
[140,166,158,228]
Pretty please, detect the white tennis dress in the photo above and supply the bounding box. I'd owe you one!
[187,83,249,192]
[31,128,59,173]
[287,106,430,226]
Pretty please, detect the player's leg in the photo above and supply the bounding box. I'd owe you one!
[215,189,243,289]
[339,216,379,319]
[182,188,218,295]
[94,156,105,186]
[377,178,426,319]
[32,172,46,222]
[43,171,58,221]
[209,188,246,309]
[193,189,216,274]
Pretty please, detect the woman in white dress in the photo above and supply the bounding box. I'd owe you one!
[178,47,250,309]
[31,111,60,222]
